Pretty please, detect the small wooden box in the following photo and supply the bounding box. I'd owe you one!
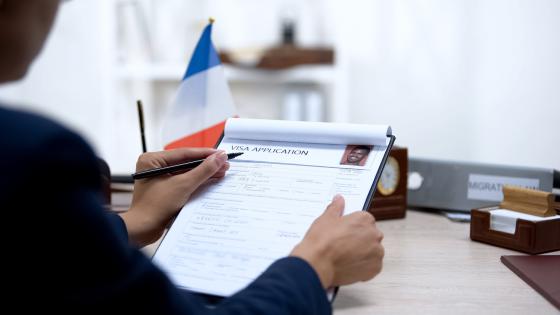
[470,207,560,254]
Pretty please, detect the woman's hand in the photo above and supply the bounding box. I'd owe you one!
[119,148,229,247]
[290,195,384,288]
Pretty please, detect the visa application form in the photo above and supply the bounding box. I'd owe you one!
[153,118,394,297]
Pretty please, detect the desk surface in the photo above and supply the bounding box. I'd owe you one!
[138,205,559,314]
[332,210,559,315]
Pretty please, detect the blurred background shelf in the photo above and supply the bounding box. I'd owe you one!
[115,63,337,85]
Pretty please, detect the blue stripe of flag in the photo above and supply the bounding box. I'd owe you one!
[183,23,221,80]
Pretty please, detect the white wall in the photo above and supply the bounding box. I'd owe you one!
[471,0,560,168]
[1,0,558,173]
[331,0,478,162]
[332,0,560,169]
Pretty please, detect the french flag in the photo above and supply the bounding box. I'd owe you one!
[162,20,236,150]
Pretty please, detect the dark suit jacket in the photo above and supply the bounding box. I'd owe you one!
[1,106,330,314]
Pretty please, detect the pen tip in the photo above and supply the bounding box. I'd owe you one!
[228,152,244,158]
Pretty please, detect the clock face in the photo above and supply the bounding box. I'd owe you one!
[377,156,400,196]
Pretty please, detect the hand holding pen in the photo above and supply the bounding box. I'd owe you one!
[132,151,243,180]
[123,148,235,246]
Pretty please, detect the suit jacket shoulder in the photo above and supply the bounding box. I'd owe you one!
[0,106,100,193]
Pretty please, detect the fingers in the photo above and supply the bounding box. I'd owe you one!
[364,244,384,280]
[211,162,230,178]
[347,210,376,225]
[324,194,345,217]
[176,151,228,192]
[160,147,218,165]
[376,229,384,242]
[137,148,218,170]
[334,241,384,285]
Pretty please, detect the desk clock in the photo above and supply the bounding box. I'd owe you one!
[368,146,408,220]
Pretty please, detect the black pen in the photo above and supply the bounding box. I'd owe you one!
[132,152,244,180]
[136,100,147,153]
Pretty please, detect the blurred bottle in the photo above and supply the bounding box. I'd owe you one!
[282,18,296,46]
[278,3,298,46]
[282,91,302,121]
[304,90,324,121]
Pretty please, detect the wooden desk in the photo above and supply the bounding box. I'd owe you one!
[125,195,558,314]
[333,210,559,314]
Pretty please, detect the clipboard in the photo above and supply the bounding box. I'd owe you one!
[364,135,396,210]
[154,120,395,304]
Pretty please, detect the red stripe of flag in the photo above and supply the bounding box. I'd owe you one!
[164,120,227,150]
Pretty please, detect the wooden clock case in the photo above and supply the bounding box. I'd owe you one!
[368,147,408,220]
